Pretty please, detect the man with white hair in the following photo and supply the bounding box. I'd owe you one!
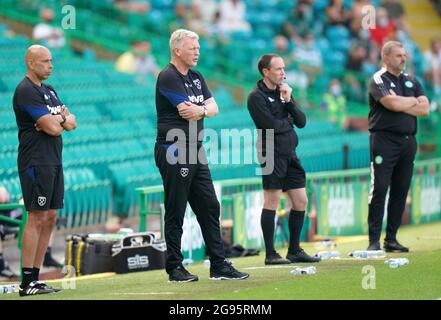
[367,41,429,252]
[32,8,65,49]
[154,29,249,282]
[13,45,76,296]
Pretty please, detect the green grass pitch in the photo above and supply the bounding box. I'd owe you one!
[3,222,441,300]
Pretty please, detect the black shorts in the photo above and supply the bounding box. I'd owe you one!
[19,166,64,211]
[262,155,306,191]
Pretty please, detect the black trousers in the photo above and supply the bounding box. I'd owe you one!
[368,132,417,243]
[154,143,225,273]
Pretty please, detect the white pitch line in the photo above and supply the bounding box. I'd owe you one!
[244,266,296,270]
[110,292,184,295]
[244,258,387,269]
[418,236,441,240]
[334,258,387,261]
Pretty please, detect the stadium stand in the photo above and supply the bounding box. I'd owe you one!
[0,0,440,229]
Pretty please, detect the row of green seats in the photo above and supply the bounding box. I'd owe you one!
[108,159,158,215]
[0,109,16,130]
[63,139,147,168]
[0,176,21,202]
[0,151,17,178]
[59,167,113,228]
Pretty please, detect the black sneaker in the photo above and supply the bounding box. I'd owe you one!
[384,240,409,253]
[209,261,249,280]
[43,255,64,268]
[367,242,381,251]
[0,262,19,279]
[168,266,199,282]
[286,249,321,263]
[265,252,291,265]
[19,281,56,297]
[37,281,62,293]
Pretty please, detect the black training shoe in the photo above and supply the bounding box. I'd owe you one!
[19,281,56,297]
[367,242,381,251]
[286,249,321,263]
[265,252,291,265]
[0,262,19,279]
[209,261,249,280]
[168,266,199,282]
[37,281,62,293]
[43,255,64,268]
[384,240,409,253]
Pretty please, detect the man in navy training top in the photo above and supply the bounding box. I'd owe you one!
[154,29,249,282]
[13,45,77,296]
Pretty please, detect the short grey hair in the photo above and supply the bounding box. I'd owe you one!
[381,41,404,60]
[169,29,199,56]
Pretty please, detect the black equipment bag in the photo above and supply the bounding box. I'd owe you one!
[112,232,166,274]
[65,234,116,276]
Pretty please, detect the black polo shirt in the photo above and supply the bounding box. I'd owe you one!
[368,68,425,135]
[155,63,212,144]
[13,77,63,171]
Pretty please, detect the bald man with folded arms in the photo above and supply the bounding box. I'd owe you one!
[13,45,76,296]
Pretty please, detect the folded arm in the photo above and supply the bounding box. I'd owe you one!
[379,93,418,113]
[177,97,219,121]
[35,114,65,136]
[403,96,430,117]
[35,107,77,135]
[60,106,77,131]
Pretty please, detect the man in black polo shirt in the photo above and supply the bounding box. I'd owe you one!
[247,54,320,265]
[367,41,429,252]
[13,45,77,296]
[155,29,249,282]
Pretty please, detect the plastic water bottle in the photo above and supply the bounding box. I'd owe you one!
[290,266,317,275]
[399,258,409,265]
[349,250,386,259]
[348,250,368,258]
[0,284,19,294]
[314,250,341,260]
[365,250,386,258]
[386,259,399,268]
[385,258,409,268]
[204,259,210,269]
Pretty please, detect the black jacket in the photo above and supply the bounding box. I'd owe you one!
[247,80,306,157]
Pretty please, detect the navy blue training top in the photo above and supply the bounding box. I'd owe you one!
[13,77,63,171]
[155,63,212,144]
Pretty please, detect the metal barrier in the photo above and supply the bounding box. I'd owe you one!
[0,203,27,276]
[137,158,441,237]
[136,177,262,233]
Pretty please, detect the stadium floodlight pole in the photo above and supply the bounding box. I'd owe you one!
[0,203,28,280]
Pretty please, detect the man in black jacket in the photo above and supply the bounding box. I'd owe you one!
[247,54,320,265]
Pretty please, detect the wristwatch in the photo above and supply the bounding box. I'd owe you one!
[203,106,208,117]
